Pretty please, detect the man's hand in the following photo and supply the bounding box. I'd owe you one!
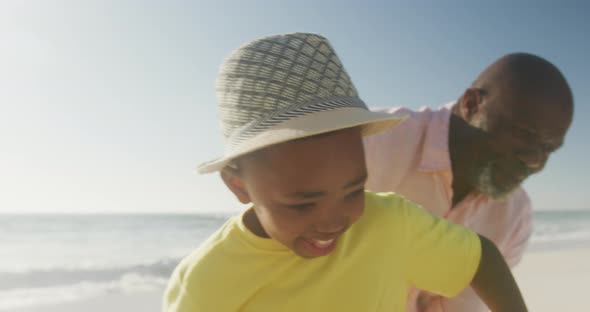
[416,292,444,312]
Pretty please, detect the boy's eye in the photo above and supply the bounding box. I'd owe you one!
[345,188,364,200]
[286,203,315,211]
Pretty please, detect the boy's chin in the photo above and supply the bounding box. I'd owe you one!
[294,252,328,260]
[293,238,338,259]
[288,243,318,259]
[295,250,321,259]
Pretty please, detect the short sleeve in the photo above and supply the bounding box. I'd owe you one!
[163,252,225,312]
[402,200,482,298]
[504,192,533,268]
[163,265,201,312]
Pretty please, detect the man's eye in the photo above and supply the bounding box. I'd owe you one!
[513,127,534,140]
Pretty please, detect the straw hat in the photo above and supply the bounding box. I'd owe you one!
[198,33,406,173]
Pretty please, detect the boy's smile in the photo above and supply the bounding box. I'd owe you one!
[300,236,341,257]
[222,127,367,258]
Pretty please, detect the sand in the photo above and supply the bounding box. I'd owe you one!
[17,290,164,312]
[514,248,590,312]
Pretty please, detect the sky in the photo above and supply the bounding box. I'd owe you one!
[0,1,588,214]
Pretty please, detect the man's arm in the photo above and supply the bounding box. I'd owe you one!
[411,235,529,312]
[402,199,528,311]
[471,234,527,311]
[414,188,534,312]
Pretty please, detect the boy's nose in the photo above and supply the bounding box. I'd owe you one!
[315,200,363,234]
[315,218,348,234]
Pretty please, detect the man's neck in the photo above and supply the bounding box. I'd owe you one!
[451,177,473,208]
[448,112,484,208]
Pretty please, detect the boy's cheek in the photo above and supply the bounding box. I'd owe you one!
[265,216,305,240]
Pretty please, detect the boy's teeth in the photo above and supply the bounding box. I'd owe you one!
[311,239,334,249]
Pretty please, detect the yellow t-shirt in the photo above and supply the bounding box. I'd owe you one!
[163,192,481,311]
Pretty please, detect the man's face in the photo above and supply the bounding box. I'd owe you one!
[229,128,367,258]
[469,92,572,198]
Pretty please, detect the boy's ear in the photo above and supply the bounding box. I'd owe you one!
[220,167,251,204]
[457,88,485,123]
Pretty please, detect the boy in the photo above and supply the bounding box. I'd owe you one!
[163,33,527,311]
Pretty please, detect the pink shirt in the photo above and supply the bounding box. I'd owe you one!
[363,104,533,312]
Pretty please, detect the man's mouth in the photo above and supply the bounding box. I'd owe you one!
[493,162,531,184]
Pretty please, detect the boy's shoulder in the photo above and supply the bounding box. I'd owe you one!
[164,217,243,310]
[172,217,238,285]
[361,191,424,229]
[364,191,418,216]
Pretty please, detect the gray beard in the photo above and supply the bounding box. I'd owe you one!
[474,163,518,200]
[471,114,488,130]
[470,117,522,199]
[469,116,509,198]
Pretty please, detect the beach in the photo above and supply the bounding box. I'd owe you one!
[11,248,588,312]
[515,248,590,311]
[2,212,589,312]
[18,291,164,312]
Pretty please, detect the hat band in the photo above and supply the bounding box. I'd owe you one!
[224,96,367,152]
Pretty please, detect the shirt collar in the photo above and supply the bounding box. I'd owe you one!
[417,102,455,172]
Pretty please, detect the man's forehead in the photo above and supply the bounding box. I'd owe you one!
[509,114,570,139]
[499,94,572,128]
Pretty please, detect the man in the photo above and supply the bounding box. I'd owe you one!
[363,53,573,311]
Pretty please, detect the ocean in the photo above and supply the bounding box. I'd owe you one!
[1,211,589,311]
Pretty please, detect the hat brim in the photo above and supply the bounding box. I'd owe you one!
[198,107,407,174]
